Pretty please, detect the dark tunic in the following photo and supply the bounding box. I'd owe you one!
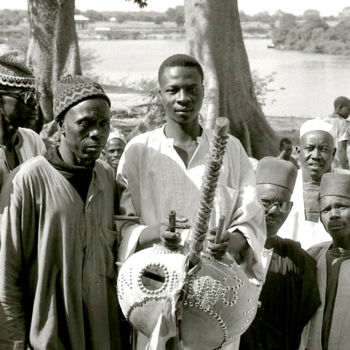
[239,236,321,350]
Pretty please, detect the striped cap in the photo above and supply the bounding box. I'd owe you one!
[0,50,35,88]
[54,75,110,120]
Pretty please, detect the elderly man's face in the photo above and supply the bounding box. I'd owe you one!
[299,131,335,182]
[159,66,204,126]
[257,183,293,238]
[61,98,110,166]
[320,195,350,243]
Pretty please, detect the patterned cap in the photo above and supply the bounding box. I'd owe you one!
[0,49,35,88]
[54,75,110,120]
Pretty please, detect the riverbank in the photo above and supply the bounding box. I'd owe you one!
[104,86,307,145]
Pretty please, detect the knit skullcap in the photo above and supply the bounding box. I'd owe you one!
[54,75,110,120]
[0,49,35,89]
[320,173,350,199]
[256,156,297,193]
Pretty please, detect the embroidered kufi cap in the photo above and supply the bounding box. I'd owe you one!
[320,173,350,199]
[300,118,334,139]
[256,156,297,193]
[0,49,35,89]
[54,74,110,120]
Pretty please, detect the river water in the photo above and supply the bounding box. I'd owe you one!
[80,38,350,118]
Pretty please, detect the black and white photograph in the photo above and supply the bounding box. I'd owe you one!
[0,0,349,349]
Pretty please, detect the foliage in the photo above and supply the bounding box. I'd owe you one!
[165,6,185,27]
[272,13,350,55]
[0,9,27,26]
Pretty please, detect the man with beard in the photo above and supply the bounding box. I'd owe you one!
[0,50,45,190]
[239,157,320,350]
[0,75,122,349]
[278,119,336,249]
[117,54,266,350]
[300,173,350,350]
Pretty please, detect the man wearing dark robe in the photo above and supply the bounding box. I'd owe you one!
[240,157,321,350]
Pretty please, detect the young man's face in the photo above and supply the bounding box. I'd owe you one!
[60,98,110,166]
[320,195,350,242]
[103,138,125,170]
[257,183,293,238]
[159,66,204,125]
[299,131,335,182]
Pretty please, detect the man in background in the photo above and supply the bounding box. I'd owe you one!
[0,49,45,190]
[324,96,350,169]
[279,137,299,168]
[278,119,335,249]
[102,130,126,174]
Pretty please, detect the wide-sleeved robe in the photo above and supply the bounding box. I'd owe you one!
[0,156,121,350]
[117,126,268,350]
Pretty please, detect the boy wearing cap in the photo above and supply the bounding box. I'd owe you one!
[278,119,336,249]
[0,50,45,190]
[239,157,320,350]
[102,130,126,173]
[0,75,122,349]
[301,173,350,350]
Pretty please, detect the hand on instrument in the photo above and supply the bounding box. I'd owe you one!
[207,228,230,260]
[137,217,190,250]
[160,216,190,250]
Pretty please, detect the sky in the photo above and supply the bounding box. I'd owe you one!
[1,0,349,17]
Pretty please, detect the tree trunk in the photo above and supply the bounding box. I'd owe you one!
[184,0,278,158]
[27,0,81,123]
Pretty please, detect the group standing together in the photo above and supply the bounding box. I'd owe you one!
[0,49,349,350]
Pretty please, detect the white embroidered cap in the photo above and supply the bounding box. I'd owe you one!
[299,118,334,139]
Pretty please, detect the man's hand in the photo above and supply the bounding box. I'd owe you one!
[160,230,181,250]
[137,217,190,251]
[207,228,230,260]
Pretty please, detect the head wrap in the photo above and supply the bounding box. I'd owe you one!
[256,156,297,193]
[299,118,334,139]
[320,173,350,200]
[0,49,35,89]
[54,75,110,120]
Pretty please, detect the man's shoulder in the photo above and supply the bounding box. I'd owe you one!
[307,241,331,259]
[18,127,43,142]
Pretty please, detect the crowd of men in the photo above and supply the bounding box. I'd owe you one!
[0,48,349,350]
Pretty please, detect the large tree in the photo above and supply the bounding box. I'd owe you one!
[184,0,278,157]
[27,0,81,123]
